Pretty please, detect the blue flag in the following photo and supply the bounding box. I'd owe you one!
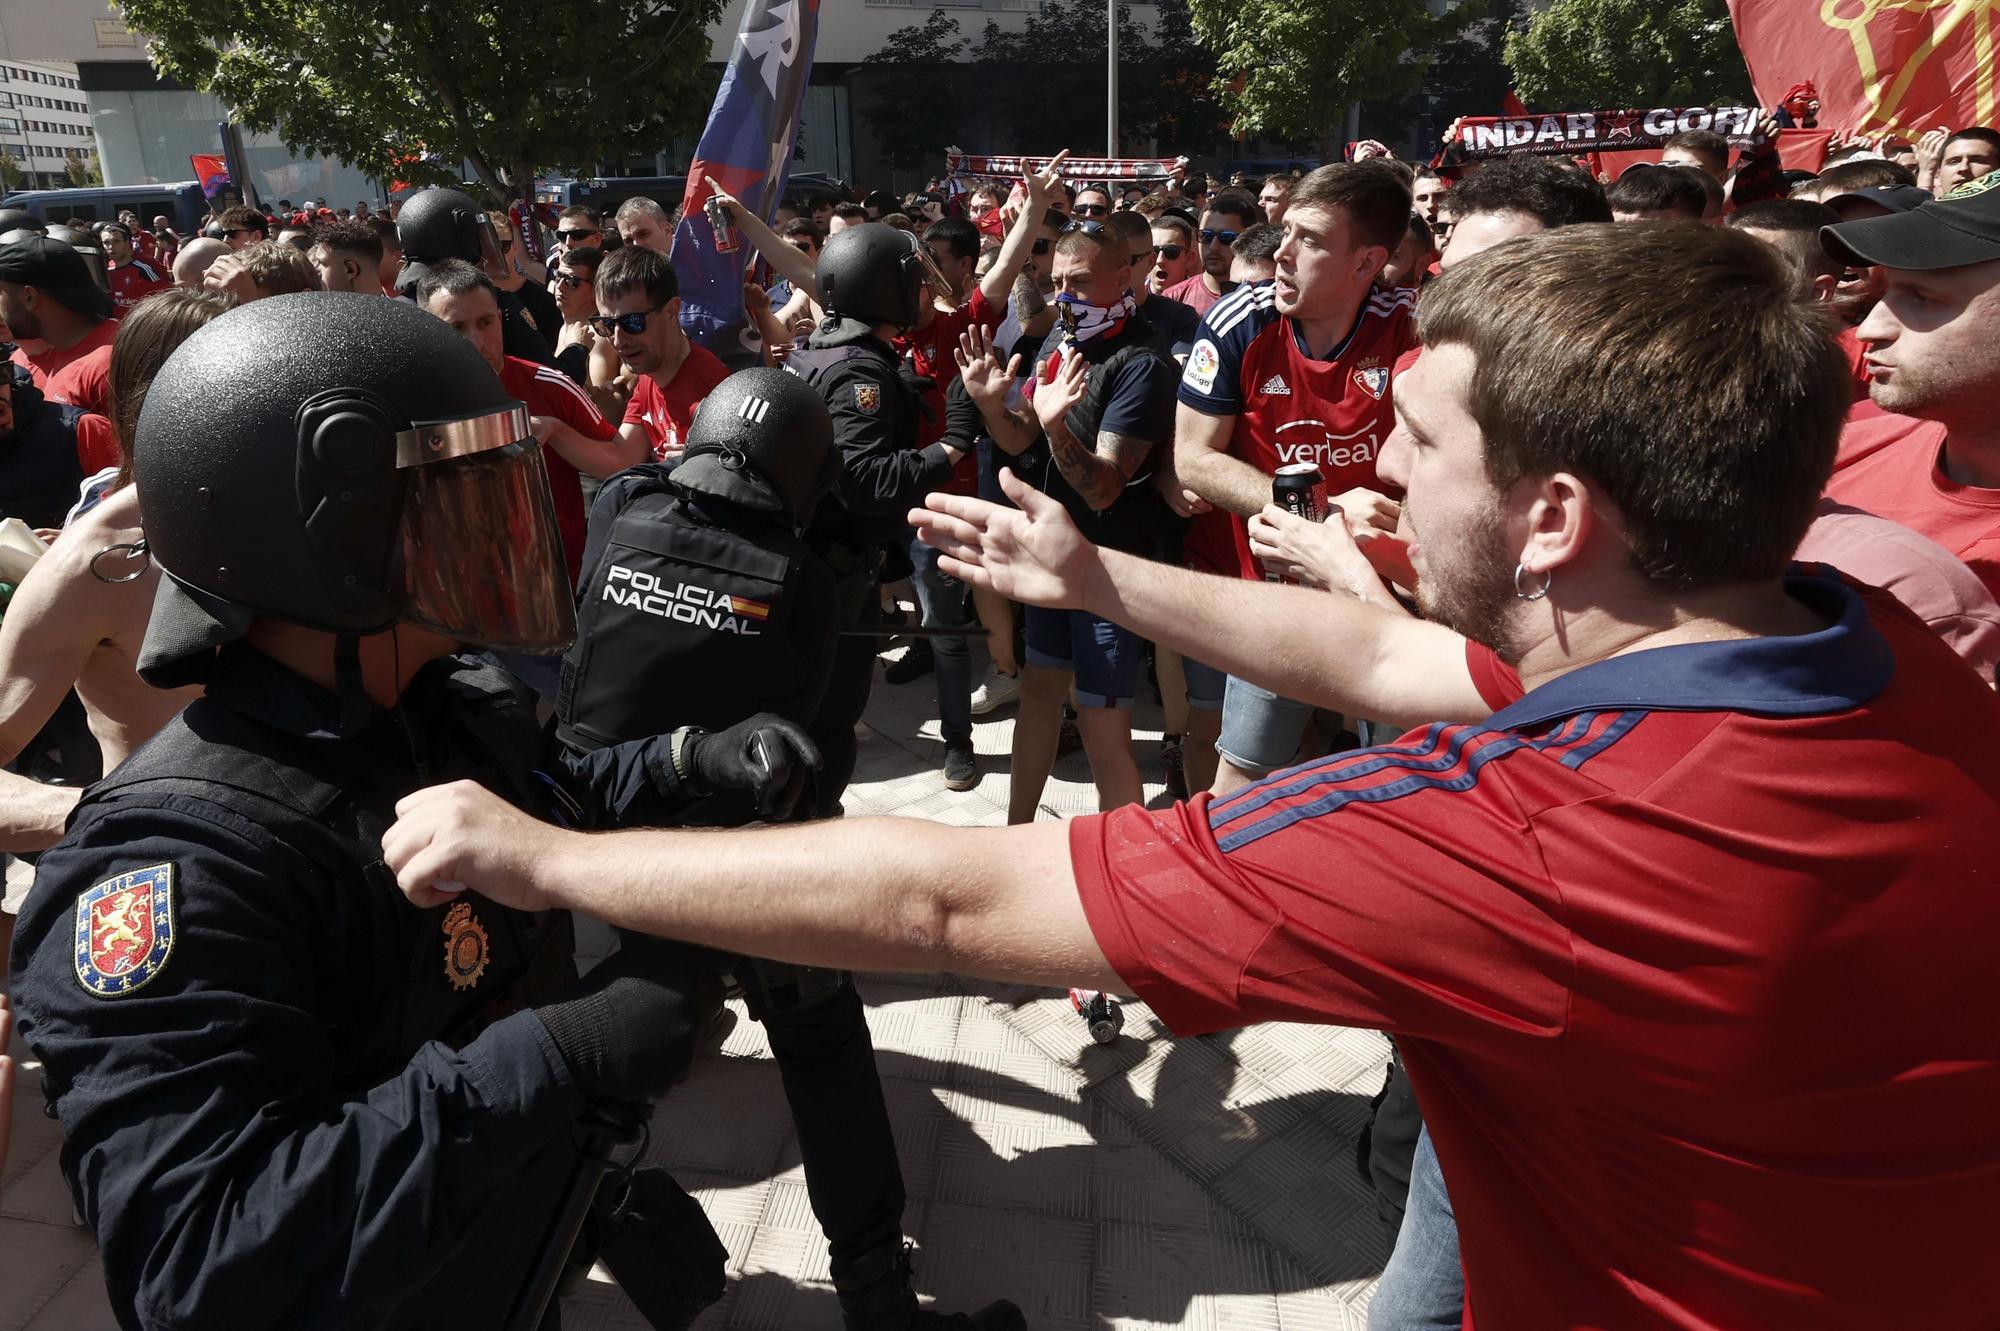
[671,0,820,364]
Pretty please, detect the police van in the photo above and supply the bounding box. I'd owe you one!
[1,181,209,233]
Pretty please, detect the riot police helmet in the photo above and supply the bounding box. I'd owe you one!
[394,186,505,293]
[135,291,574,686]
[44,223,109,292]
[673,367,838,528]
[815,223,927,332]
[0,208,43,236]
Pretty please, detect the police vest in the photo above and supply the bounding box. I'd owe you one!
[559,467,838,755]
[71,655,574,1092]
[785,340,920,551]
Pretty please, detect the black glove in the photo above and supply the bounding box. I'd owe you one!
[535,932,704,1103]
[684,715,822,821]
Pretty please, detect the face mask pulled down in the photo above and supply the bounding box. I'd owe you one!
[1054,290,1135,347]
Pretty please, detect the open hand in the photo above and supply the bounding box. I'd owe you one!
[1032,348,1087,436]
[383,780,572,913]
[955,324,1021,411]
[911,468,1104,609]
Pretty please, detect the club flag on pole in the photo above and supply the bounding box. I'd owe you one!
[190,154,231,200]
[1728,0,2000,136]
[672,0,821,364]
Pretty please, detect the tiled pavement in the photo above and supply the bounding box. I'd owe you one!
[2,633,1395,1329]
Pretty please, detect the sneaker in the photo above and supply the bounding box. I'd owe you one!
[1160,733,1188,800]
[885,639,934,684]
[942,741,977,791]
[968,665,1019,715]
[1056,704,1083,758]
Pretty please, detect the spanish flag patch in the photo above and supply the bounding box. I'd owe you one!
[730,596,772,620]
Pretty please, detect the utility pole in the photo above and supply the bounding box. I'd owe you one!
[1107,0,1119,156]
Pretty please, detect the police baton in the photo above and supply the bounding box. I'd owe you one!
[504,1100,650,1331]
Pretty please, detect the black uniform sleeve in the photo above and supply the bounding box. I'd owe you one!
[500,289,556,367]
[8,800,590,1331]
[823,361,955,520]
[553,734,698,830]
[942,374,985,453]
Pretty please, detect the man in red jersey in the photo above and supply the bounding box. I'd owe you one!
[1160,190,1261,318]
[415,260,641,583]
[386,222,2000,1331]
[95,223,170,316]
[593,246,730,462]
[1173,161,1419,793]
[1821,175,2000,597]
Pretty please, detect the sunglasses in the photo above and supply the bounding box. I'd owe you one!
[1199,228,1239,246]
[1073,203,1110,217]
[221,227,257,238]
[556,271,593,289]
[586,303,668,336]
[1153,243,1185,260]
[557,228,599,241]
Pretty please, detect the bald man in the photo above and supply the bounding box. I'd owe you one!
[171,237,230,288]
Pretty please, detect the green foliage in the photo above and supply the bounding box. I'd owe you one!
[1503,0,1750,110]
[0,156,24,193]
[63,152,104,187]
[1189,0,1477,154]
[860,0,1227,166]
[1373,0,1520,155]
[117,0,724,205]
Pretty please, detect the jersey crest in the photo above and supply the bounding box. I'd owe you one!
[74,864,175,998]
[1353,361,1389,400]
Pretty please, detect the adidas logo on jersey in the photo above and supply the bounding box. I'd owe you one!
[1258,374,1291,397]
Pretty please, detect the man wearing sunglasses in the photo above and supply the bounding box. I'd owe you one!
[1071,184,1116,220]
[554,205,605,254]
[212,205,268,252]
[1161,189,1261,317]
[594,246,730,463]
[1147,213,1200,294]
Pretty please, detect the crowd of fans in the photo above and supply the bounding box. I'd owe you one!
[2,105,2000,1330]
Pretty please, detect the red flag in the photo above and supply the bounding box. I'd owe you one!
[1501,89,1529,118]
[190,154,230,200]
[1728,1,2000,136]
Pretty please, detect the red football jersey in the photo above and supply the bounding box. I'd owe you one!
[107,259,169,316]
[1178,282,1417,578]
[1825,408,2000,600]
[621,342,729,462]
[1073,572,2000,1329]
[501,356,618,584]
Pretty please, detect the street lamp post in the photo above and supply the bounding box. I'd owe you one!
[1107,0,1118,157]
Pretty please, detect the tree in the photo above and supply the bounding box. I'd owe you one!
[0,155,23,195]
[63,152,104,188]
[1188,0,1477,160]
[116,0,725,208]
[1503,0,1751,110]
[1374,0,1521,156]
[861,10,970,171]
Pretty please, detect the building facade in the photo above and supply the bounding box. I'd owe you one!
[0,59,99,191]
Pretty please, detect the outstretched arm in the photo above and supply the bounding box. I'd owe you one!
[384,788,1119,992]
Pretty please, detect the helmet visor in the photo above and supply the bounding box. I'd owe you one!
[395,404,576,652]
[470,209,507,270]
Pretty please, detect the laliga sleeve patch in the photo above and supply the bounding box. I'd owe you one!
[74,864,175,998]
[853,383,880,414]
[1184,339,1220,394]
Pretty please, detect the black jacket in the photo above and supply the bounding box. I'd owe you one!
[787,335,954,551]
[0,374,87,529]
[8,646,700,1331]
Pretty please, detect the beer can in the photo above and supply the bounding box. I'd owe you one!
[1273,462,1327,523]
[705,196,740,254]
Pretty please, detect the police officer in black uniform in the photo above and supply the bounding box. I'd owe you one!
[395,186,555,366]
[6,293,819,1331]
[782,224,970,815]
[557,368,1022,1331]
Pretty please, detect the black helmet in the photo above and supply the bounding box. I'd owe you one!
[394,187,504,292]
[816,223,926,330]
[44,224,108,292]
[0,209,42,236]
[135,292,574,687]
[674,368,838,528]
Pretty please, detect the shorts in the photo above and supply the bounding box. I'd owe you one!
[1218,673,1336,777]
[1181,654,1226,712]
[1024,605,1141,708]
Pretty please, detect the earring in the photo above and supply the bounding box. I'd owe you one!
[1514,562,1552,601]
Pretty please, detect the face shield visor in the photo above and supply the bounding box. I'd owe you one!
[465,207,507,270]
[394,403,576,652]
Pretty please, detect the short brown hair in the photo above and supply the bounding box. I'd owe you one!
[1132,192,1171,220]
[215,205,267,239]
[1204,189,1262,229]
[1664,128,1730,172]
[108,287,236,485]
[235,240,321,296]
[1417,223,1849,590]
[596,243,679,307]
[1726,199,1843,300]
[311,217,383,265]
[1286,161,1413,253]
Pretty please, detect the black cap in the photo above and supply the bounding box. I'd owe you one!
[0,235,114,318]
[1824,185,1933,218]
[1823,172,2000,270]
